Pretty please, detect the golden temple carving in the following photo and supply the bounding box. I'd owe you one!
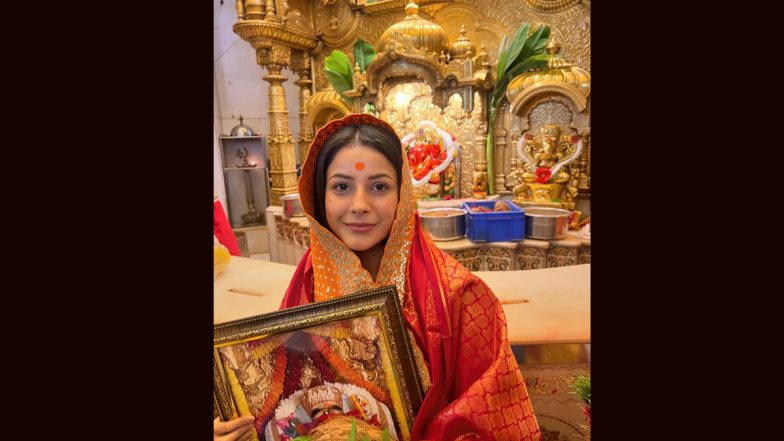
[524,0,582,14]
[505,39,590,203]
[378,2,450,56]
[229,0,590,208]
[260,43,299,205]
[511,123,580,209]
[292,50,314,164]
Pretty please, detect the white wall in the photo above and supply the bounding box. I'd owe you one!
[213,1,302,210]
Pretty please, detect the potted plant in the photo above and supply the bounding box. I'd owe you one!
[570,375,591,437]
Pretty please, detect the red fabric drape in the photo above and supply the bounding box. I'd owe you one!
[214,199,241,256]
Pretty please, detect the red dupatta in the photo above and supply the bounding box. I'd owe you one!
[280,114,540,440]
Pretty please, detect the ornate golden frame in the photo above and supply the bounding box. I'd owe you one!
[214,285,424,440]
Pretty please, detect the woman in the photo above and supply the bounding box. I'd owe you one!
[214,114,540,441]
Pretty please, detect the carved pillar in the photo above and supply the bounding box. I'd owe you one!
[259,44,298,205]
[244,0,264,20]
[578,132,590,192]
[493,105,509,194]
[264,0,276,21]
[291,51,313,165]
[235,0,245,20]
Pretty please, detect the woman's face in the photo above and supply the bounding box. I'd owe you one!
[325,143,399,253]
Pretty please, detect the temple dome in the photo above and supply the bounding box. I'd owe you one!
[506,40,591,104]
[449,25,476,60]
[378,1,450,56]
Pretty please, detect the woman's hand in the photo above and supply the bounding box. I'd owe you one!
[213,416,255,441]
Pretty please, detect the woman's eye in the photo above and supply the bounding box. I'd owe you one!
[371,183,388,192]
[333,183,349,191]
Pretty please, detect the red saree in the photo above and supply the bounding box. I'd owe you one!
[280,114,540,441]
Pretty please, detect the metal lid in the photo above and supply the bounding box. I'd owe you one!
[229,116,255,137]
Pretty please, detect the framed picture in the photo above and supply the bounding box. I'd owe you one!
[214,285,425,441]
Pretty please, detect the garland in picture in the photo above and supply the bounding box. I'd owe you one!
[400,120,460,188]
[311,334,391,406]
[248,333,293,360]
[255,345,289,435]
[307,343,337,383]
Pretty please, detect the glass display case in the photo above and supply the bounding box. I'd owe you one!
[219,135,270,228]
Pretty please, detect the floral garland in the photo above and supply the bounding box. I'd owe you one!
[515,131,583,182]
[400,120,460,188]
[248,333,293,360]
[307,323,352,340]
[307,342,337,383]
[311,334,391,406]
[283,350,303,398]
[255,345,288,434]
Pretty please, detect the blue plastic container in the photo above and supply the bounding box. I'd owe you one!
[462,200,525,242]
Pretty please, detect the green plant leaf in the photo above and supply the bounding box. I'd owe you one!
[381,428,392,441]
[348,418,357,441]
[501,23,531,77]
[570,375,591,405]
[485,108,498,194]
[353,39,377,74]
[325,50,354,104]
[509,25,550,71]
[490,54,549,109]
[495,35,509,81]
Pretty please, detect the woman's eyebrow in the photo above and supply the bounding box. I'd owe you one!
[328,173,354,180]
[367,173,393,180]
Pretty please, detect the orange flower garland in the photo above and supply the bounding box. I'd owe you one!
[249,333,292,360]
[255,345,288,431]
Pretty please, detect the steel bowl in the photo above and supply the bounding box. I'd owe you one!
[420,208,467,241]
[280,194,304,219]
[524,207,570,240]
[229,116,255,137]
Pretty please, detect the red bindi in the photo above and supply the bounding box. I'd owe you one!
[355,162,365,171]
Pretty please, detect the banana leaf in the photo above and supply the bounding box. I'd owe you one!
[353,39,376,74]
[490,54,549,109]
[325,50,354,104]
[495,34,510,81]
[508,25,550,73]
[500,23,530,77]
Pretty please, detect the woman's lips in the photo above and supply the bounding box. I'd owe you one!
[345,223,375,233]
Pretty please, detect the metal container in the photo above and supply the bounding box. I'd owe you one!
[420,208,467,241]
[229,116,255,137]
[280,194,304,219]
[524,207,570,240]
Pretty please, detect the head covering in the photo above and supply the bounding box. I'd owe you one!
[296,113,417,302]
[282,114,451,338]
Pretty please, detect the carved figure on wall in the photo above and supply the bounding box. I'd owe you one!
[513,124,582,208]
[279,0,289,23]
[505,157,525,191]
[442,162,456,200]
[472,160,488,199]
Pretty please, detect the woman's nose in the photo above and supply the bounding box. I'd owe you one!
[350,189,371,214]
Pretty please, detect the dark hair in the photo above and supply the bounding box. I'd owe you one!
[313,124,403,227]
